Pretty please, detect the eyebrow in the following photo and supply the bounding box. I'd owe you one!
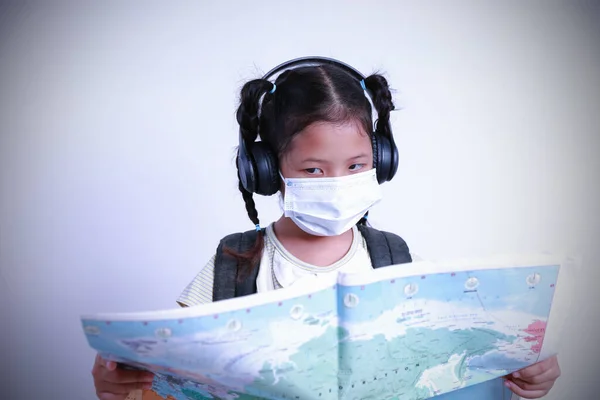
[300,153,370,164]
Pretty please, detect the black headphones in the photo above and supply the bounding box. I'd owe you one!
[237,56,399,196]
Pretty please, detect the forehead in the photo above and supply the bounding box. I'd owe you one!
[285,121,371,160]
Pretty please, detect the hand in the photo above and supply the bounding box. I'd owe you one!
[91,354,155,400]
[504,355,561,399]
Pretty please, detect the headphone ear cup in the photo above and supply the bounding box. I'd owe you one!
[372,133,398,183]
[250,142,280,196]
[372,133,386,184]
[237,142,256,193]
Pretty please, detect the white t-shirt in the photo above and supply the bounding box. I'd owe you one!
[177,224,375,307]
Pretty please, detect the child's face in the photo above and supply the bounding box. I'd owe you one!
[279,121,373,179]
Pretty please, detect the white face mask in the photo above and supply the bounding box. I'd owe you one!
[279,169,383,236]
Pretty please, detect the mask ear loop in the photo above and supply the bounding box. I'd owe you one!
[278,172,288,217]
[358,211,371,227]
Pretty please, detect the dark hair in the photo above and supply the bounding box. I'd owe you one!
[228,63,395,280]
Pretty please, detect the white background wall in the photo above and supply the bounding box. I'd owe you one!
[1,1,598,399]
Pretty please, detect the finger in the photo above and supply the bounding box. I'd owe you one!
[95,354,117,371]
[512,363,560,385]
[504,379,549,399]
[514,356,559,381]
[102,368,155,385]
[509,377,555,392]
[97,381,153,395]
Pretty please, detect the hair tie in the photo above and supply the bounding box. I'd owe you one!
[360,79,366,91]
[363,214,369,220]
[255,224,261,232]
[270,83,277,94]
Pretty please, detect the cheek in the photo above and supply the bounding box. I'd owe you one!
[276,158,286,193]
[278,153,289,174]
[278,154,298,179]
[365,140,375,168]
[278,163,290,176]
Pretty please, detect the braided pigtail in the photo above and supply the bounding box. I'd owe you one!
[225,79,275,281]
[364,74,395,138]
[357,75,395,229]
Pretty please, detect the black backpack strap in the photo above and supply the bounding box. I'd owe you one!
[357,225,412,268]
[213,226,410,301]
[212,229,263,302]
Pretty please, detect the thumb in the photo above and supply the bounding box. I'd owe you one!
[105,360,117,371]
[98,354,117,371]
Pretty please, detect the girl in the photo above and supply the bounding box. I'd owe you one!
[92,57,560,400]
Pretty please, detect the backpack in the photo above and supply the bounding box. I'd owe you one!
[212,225,412,302]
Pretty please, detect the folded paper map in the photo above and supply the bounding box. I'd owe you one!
[82,255,561,400]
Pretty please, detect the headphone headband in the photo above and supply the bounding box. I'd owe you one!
[262,56,366,83]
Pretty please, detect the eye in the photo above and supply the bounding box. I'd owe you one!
[349,164,365,172]
[304,168,323,175]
